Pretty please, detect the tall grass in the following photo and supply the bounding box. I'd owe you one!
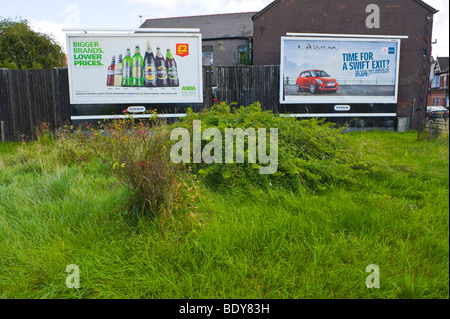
[0,116,448,299]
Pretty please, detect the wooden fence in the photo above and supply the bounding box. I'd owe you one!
[0,66,280,141]
[208,65,280,112]
[0,68,70,142]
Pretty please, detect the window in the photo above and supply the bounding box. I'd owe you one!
[432,75,440,88]
[202,46,213,66]
[433,98,437,105]
[437,98,441,106]
[238,45,249,65]
[310,70,330,77]
[443,75,447,88]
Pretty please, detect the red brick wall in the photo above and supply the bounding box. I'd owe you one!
[253,0,435,128]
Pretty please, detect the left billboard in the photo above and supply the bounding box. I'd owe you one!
[66,32,202,104]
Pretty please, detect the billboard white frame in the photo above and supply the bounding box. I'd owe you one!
[65,29,203,105]
[280,34,405,105]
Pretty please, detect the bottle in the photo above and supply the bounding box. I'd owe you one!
[121,49,132,87]
[114,54,123,87]
[107,56,115,86]
[144,41,157,87]
[131,45,144,87]
[166,49,179,87]
[155,47,168,87]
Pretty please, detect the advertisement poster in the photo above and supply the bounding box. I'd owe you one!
[67,32,202,104]
[280,36,401,104]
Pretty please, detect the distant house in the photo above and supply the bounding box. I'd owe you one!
[140,12,256,67]
[429,57,449,108]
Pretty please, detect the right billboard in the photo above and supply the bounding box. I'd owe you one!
[280,36,401,104]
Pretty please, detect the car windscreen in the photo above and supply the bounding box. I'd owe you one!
[310,71,330,77]
[428,106,447,111]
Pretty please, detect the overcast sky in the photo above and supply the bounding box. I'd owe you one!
[0,0,448,57]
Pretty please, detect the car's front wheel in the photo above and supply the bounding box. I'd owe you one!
[296,83,300,92]
[309,83,317,94]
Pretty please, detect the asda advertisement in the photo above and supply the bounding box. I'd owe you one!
[66,32,202,104]
[280,36,401,104]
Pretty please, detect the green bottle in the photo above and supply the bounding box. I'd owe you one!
[166,49,179,87]
[131,45,144,87]
[121,48,132,87]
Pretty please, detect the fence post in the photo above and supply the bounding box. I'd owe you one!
[1,121,4,142]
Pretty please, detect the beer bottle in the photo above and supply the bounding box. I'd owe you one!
[107,55,115,86]
[121,49,132,87]
[166,49,179,87]
[156,47,168,87]
[144,41,157,87]
[114,54,123,87]
[131,45,144,87]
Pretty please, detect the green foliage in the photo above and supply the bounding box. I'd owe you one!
[0,17,65,69]
[171,102,373,192]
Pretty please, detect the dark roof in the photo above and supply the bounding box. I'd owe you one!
[412,0,439,13]
[140,12,257,40]
[252,0,438,20]
[252,0,278,20]
[437,57,449,73]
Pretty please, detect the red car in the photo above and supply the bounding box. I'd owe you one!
[296,70,338,94]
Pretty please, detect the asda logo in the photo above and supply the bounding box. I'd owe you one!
[181,85,196,97]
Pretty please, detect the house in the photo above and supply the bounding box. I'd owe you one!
[140,12,256,67]
[252,0,438,128]
[428,57,449,108]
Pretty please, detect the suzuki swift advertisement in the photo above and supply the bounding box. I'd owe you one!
[280,36,401,104]
[66,32,202,104]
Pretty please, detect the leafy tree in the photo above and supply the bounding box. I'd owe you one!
[0,17,66,69]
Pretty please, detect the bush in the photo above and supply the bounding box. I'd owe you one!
[30,103,375,215]
[169,102,373,192]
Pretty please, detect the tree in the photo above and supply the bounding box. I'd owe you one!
[0,18,66,69]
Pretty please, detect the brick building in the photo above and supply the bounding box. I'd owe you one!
[252,0,438,128]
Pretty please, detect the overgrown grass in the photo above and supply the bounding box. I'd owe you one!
[0,117,448,298]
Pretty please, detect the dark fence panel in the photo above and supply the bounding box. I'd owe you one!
[0,69,12,141]
[214,65,280,113]
[0,66,280,141]
[0,68,70,141]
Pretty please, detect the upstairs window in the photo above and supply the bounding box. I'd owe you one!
[432,75,440,88]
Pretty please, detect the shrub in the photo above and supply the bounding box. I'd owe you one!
[169,102,373,192]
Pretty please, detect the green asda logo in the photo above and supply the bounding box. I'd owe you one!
[181,85,196,97]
